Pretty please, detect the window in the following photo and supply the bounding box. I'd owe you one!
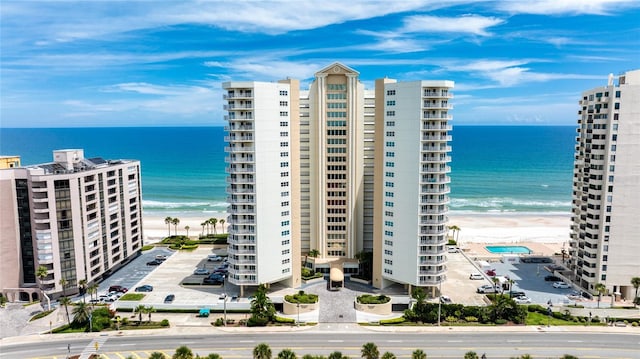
[386,162,394,167]
[281,181,289,187]
[386,131,395,136]
[385,192,394,197]
[386,142,395,147]
[386,111,395,116]
[384,230,393,236]
[281,210,290,216]
[280,90,288,96]
[384,239,393,246]
[386,121,395,126]
[386,90,396,96]
[385,172,394,177]
[281,230,290,236]
[280,101,288,106]
[280,162,289,167]
[280,172,289,177]
[385,201,394,207]
[280,121,288,127]
[280,132,288,137]
[281,191,289,197]
[280,142,289,147]
[614,103,620,110]
[385,182,394,187]
[385,211,393,217]
[281,201,289,206]
[615,90,620,98]
[384,221,393,227]
[280,152,289,157]
[386,100,395,106]
[386,152,395,157]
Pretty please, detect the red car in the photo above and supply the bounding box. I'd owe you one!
[108,285,128,293]
[485,269,496,277]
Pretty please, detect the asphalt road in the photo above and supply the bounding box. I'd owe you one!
[2,330,638,358]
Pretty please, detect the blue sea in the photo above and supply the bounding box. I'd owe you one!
[0,126,576,216]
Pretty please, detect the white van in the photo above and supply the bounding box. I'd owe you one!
[469,273,484,280]
[208,254,222,262]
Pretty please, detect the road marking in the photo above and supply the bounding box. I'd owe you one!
[387,340,402,343]
[238,340,254,343]
[117,343,136,346]
[328,340,344,343]
[567,340,583,343]
[447,340,463,342]
[507,340,522,343]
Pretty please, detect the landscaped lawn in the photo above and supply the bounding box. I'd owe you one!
[525,311,605,326]
[119,293,145,301]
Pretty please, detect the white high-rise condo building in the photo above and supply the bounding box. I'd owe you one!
[223,63,453,293]
[0,149,143,301]
[569,69,640,301]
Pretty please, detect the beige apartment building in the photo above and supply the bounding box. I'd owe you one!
[569,69,640,300]
[224,62,453,292]
[0,149,143,301]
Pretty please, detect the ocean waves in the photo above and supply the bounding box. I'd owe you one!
[142,200,228,216]
[449,197,571,213]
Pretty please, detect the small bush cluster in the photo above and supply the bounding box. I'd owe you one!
[285,291,318,304]
[357,294,391,304]
[380,317,405,325]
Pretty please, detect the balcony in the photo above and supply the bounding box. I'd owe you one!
[223,92,253,99]
[420,187,450,194]
[226,177,255,184]
[419,207,449,215]
[420,176,451,184]
[420,238,448,246]
[224,103,254,110]
[420,216,449,225]
[224,125,254,132]
[419,258,447,266]
[224,156,255,163]
[421,166,451,173]
[421,156,451,163]
[419,228,448,235]
[227,206,256,214]
[423,91,453,98]
[422,124,453,131]
[423,145,451,152]
[422,135,452,141]
[226,196,255,204]
[226,186,255,194]
[418,276,446,286]
[225,146,255,153]
[225,135,254,142]
[423,102,453,110]
[420,196,449,204]
[226,166,255,174]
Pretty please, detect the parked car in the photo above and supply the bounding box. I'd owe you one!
[135,285,153,292]
[146,259,162,266]
[107,291,123,300]
[208,254,223,262]
[155,254,168,261]
[203,276,224,285]
[447,247,458,253]
[514,296,532,304]
[485,269,497,277]
[469,273,484,280]
[509,291,526,298]
[440,295,452,303]
[108,285,128,293]
[477,284,498,294]
[553,282,571,289]
[193,268,210,275]
[545,275,562,282]
[98,295,114,303]
[164,294,175,303]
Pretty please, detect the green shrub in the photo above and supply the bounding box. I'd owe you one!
[141,245,154,251]
[247,316,269,327]
[465,316,478,322]
[119,293,145,301]
[357,294,390,304]
[285,291,318,304]
[180,244,198,250]
[274,316,295,323]
[445,316,457,323]
[30,309,55,321]
[214,318,224,326]
[379,317,405,325]
[447,239,457,245]
[160,319,169,327]
[495,318,507,325]
[552,311,565,319]
[527,304,545,313]
[632,322,638,327]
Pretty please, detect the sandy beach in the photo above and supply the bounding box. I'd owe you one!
[142,212,571,246]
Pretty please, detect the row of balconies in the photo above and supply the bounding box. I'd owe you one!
[422,134,452,142]
[225,146,255,153]
[224,135,254,142]
[224,156,255,163]
[421,155,451,163]
[420,175,451,184]
[420,195,449,205]
[226,166,255,174]
[223,92,253,99]
[423,102,453,109]
[423,90,453,98]
[421,165,451,173]
[223,103,254,110]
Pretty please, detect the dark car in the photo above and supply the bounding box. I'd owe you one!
[108,285,128,293]
[510,291,526,298]
[146,259,162,266]
[164,294,175,303]
[135,285,153,292]
[203,277,224,285]
[545,275,562,282]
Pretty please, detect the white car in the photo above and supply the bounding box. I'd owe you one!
[477,284,499,294]
[514,296,532,304]
[469,273,484,280]
[553,282,571,289]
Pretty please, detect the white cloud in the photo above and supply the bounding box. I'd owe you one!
[205,60,322,81]
[497,0,640,15]
[402,15,504,36]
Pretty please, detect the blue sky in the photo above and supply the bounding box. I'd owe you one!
[1,0,639,127]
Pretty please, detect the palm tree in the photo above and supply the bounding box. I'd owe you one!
[78,279,87,303]
[277,349,297,359]
[36,265,49,299]
[149,353,167,359]
[210,218,218,235]
[253,343,272,359]
[59,277,68,297]
[631,277,640,307]
[72,301,91,326]
[492,277,501,296]
[203,354,222,359]
[201,222,207,236]
[594,283,607,308]
[381,353,395,359]
[361,342,379,359]
[412,350,426,359]
[447,225,460,243]
[135,304,146,323]
[185,225,190,238]
[250,284,275,322]
[59,296,71,325]
[463,352,478,359]
[171,218,180,236]
[172,345,194,359]
[164,216,173,237]
[145,305,155,323]
[219,218,225,233]
[87,282,99,304]
[328,352,348,359]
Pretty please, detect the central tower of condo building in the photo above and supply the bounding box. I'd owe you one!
[223,63,453,293]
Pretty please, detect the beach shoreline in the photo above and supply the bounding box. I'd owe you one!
[142,211,571,246]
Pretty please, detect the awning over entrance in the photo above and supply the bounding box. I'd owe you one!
[330,267,344,282]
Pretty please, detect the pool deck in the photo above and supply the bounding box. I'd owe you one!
[462,241,563,262]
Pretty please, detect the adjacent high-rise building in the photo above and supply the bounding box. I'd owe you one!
[0,149,143,301]
[569,69,640,300]
[223,63,453,293]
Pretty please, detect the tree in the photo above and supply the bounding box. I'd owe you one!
[149,353,167,359]
[59,296,71,325]
[172,345,194,359]
[185,225,190,238]
[36,265,49,299]
[78,279,87,302]
[201,222,207,236]
[328,352,348,359]
[361,342,379,359]
[87,282,99,305]
[219,219,225,233]
[559,356,579,359]
[145,305,155,322]
[210,218,218,235]
[171,218,180,236]
[72,301,91,326]
[631,277,640,307]
[594,283,607,308]
[250,284,275,323]
[412,350,426,359]
[164,216,173,237]
[253,343,272,359]
[277,349,297,359]
[463,352,478,359]
[135,304,146,324]
[448,225,460,243]
[381,353,395,359]
[202,354,222,359]
[59,277,68,297]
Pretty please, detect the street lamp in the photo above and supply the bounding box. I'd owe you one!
[223,277,227,327]
[296,303,300,326]
[437,277,442,326]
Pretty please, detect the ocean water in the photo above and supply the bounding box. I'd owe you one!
[0,126,576,216]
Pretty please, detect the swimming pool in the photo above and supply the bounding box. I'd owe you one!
[485,245,532,254]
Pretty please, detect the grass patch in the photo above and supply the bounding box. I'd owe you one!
[119,293,145,301]
[525,311,605,326]
[285,291,318,304]
[357,294,390,304]
[141,245,155,251]
[30,309,54,321]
